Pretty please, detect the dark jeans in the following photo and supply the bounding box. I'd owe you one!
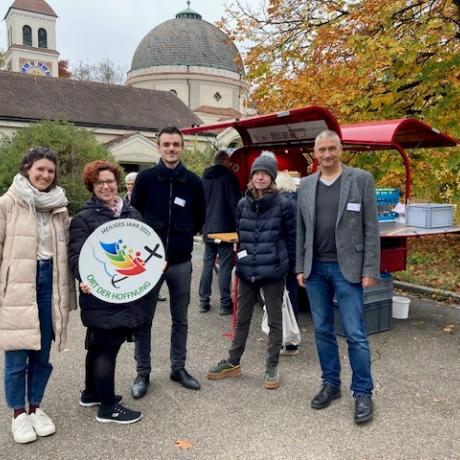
[135,260,192,374]
[199,241,233,310]
[229,278,284,369]
[285,271,300,317]
[306,260,373,395]
[4,260,54,409]
[85,341,122,410]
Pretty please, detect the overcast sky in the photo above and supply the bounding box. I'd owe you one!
[0,0,235,73]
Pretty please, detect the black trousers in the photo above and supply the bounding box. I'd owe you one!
[228,278,284,369]
[85,332,123,410]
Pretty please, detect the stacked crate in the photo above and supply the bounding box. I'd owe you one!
[333,273,393,336]
[375,188,400,222]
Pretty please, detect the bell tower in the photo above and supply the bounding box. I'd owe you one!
[3,0,59,77]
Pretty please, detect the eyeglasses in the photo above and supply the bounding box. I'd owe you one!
[94,179,116,188]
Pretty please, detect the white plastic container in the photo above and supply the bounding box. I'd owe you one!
[392,296,410,319]
[405,203,453,228]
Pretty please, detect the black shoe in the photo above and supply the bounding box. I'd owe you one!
[131,374,150,399]
[79,390,122,407]
[170,369,201,390]
[199,303,210,313]
[96,403,142,424]
[158,294,167,302]
[219,307,232,316]
[354,394,373,424]
[311,383,341,409]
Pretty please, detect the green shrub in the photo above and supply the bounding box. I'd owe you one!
[0,121,114,215]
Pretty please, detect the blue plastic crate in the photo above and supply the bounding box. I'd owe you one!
[375,188,400,206]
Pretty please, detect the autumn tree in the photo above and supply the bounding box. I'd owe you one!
[221,0,460,202]
[58,59,72,78]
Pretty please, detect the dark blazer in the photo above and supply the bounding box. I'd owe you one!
[236,190,296,282]
[131,160,205,265]
[69,196,149,330]
[295,165,380,283]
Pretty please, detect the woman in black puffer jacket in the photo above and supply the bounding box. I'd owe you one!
[208,151,295,390]
[69,160,149,425]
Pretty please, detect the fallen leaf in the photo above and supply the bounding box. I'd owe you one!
[443,324,455,333]
[175,439,193,450]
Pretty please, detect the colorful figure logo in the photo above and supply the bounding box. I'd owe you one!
[100,240,146,276]
[94,239,162,288]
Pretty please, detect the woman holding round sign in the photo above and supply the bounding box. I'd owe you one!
[0,147,75,444]
[69,160,164,425]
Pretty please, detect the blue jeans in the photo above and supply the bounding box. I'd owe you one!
[305,260,373,395]
[135,260,192,374]
[198,241,233,310]
[4,260,54,409]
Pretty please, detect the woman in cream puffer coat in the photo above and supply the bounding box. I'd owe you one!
[0,147,75,444]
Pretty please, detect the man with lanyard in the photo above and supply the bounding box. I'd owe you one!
[296,129,380,424]
[130,127,205,398]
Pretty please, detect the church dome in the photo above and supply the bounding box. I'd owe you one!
[130,5,244,75]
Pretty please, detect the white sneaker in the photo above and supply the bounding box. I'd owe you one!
[11,413,37,444]
[29,409,56,437]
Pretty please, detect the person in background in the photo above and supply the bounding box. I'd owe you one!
[199,149,241,315]
[296,129,380,424]
[69,160,149,424]
[208,151,295,390]
[130,127,205,398]
[0,147,75,444]
[275,170,300,355]
[124,171,137,203]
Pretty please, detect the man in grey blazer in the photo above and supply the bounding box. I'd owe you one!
[296,129,380,424]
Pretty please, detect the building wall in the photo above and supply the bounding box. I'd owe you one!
[6,10,57,49]
[127,65,248,114]
[4,9,58,77]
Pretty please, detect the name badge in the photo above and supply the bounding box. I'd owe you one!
[237,249,248,259]
[347,202,361,212]
[174,197,186,207]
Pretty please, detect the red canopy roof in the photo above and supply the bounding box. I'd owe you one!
[182,106,341,148]
[341,118,457,149]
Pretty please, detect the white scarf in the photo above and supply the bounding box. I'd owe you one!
[10,173,68,213]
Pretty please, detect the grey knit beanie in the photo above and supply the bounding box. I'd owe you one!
[250,151,278,180]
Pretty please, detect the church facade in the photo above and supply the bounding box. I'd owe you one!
[0,0,248,169]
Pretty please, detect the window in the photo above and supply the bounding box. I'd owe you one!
[23,25,32,46]
[214,92,222,101]
[38,28,47,48]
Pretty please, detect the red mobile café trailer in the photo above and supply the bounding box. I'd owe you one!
[182,106,459,274]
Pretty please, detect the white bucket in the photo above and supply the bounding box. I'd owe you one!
[392,296,410,319]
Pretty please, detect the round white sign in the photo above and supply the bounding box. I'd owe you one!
[78,218,165,303]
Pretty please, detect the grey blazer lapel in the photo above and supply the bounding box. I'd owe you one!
[337,165,352,224]
[307,172,320,222]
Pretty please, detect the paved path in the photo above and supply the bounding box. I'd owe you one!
[1,245,459,459]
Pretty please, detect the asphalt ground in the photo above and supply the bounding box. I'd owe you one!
[1,243,459,459]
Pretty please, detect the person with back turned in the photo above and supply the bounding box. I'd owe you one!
[199,149,241,315]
